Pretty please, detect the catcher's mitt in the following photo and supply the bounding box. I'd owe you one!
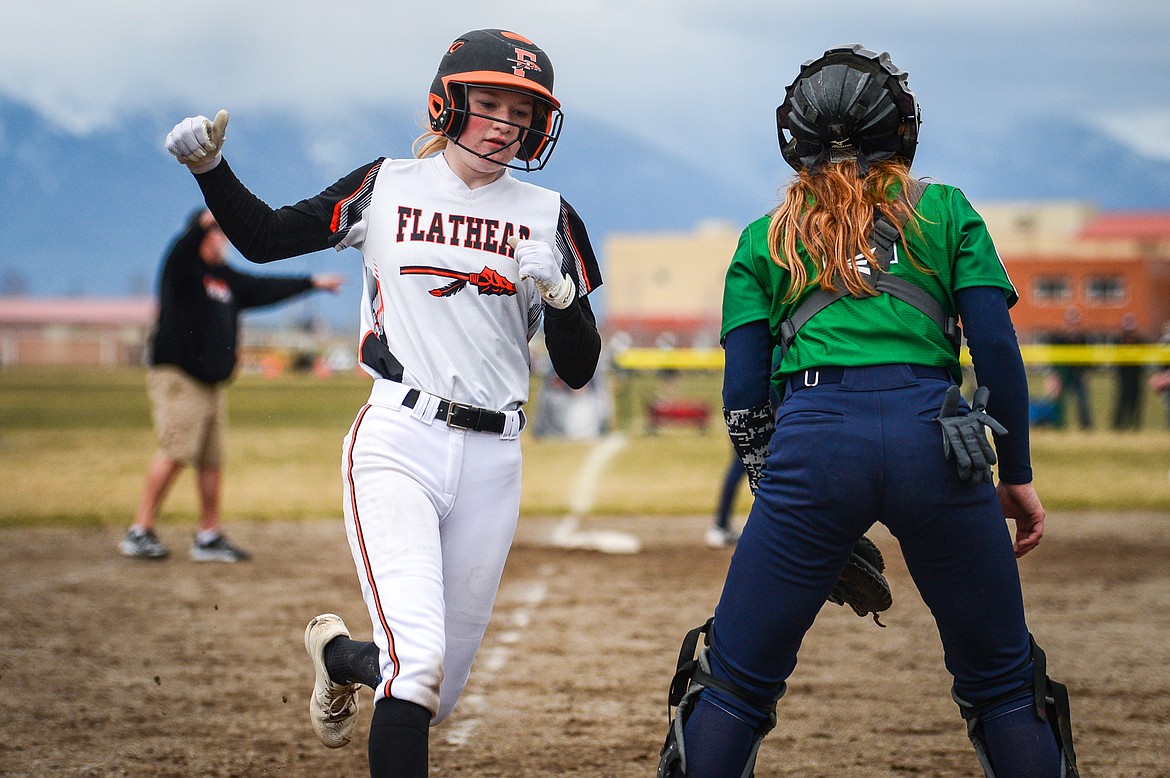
[828,535,893,627]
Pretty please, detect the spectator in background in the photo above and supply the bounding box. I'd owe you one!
[1028,368,1064,428]
[531,351,612,439]
[708,349,782,547]
[707,454,745,547]
[119,209,343,562]
[1152,322,1170,431]
[1112,313,1145,431]
[1051,308,1093,430]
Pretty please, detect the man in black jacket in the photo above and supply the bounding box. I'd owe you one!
[119,209,343,561]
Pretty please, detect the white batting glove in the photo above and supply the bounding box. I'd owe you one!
[508,237,575,309]
[164,109,230,174]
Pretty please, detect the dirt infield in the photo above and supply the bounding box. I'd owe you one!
[2,511,1167,777]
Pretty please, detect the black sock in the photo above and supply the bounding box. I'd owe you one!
[368,697,430,778]
[323,636,382,689]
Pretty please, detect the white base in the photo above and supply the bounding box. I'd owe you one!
[549,517,641,555]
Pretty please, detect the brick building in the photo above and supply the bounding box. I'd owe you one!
[603,204,1170,347]
[0,297,156,367]
[0,296,350,372]
[979,205,1170,342]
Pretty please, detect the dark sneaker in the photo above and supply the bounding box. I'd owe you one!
[118,528,170,559]
[190,533,251,563]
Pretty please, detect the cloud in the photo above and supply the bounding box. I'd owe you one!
[1095,111,1170,162]
[1,1,436,132]
[2,0,1169,178]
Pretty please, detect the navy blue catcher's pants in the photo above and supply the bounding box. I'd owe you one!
[688,364,1039,769]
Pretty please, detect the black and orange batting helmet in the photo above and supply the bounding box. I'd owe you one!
[428,29,563,171]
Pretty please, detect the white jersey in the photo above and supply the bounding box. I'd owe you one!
[335,153,579,411]
[195,139,602,728]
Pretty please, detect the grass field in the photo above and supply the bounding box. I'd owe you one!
[2,367,1168,776]
[2,365,1170,527]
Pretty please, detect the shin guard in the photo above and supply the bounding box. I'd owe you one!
[953,638,1078,777]
[657,619,783,778]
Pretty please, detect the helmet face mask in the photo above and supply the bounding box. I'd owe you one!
[776,44,921,173]
[428,30,563,172]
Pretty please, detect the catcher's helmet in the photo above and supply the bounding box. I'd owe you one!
[776,44,920,172]
[428,29,563,171]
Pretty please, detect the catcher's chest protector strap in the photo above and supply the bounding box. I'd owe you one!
[777,181,961,359]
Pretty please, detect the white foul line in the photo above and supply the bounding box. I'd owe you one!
[443,568,553,746]
[567,432,629,517]
[551,432,640,553]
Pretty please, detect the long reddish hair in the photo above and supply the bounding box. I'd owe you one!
[768,160,925,303]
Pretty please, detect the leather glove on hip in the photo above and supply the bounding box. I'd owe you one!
[935,385,1008,484]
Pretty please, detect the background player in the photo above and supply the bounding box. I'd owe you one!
[707,454,744,547]
[119,209,342,562]
[657,45,1077,777]
[165,29,602,778]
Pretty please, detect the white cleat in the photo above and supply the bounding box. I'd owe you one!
[304,613,360,748]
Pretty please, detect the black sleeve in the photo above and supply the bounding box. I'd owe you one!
[543,295,601,389]
[956,286,1033,483]
[225,268,316,311]
[194,158,382,263]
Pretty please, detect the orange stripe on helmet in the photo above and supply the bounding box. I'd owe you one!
[442,71,559,108]
[499,30,535,45]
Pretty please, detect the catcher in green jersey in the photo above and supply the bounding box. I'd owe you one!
[657,44,1078,778]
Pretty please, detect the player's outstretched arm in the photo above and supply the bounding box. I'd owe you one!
[165,110,378,264]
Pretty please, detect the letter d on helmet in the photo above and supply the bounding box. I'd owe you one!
[776,43,921,172]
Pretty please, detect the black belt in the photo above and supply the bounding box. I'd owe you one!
[787,365,952,392]
[402,388,524,434]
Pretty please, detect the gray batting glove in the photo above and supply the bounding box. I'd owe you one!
[164,109,229,174]
[508,236,574,309]
[935,385,1008,484]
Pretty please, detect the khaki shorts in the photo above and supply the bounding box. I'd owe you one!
[148,366,225,468]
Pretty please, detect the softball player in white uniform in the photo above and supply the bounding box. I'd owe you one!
[165,29,603,778]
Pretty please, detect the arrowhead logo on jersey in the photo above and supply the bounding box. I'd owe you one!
[400,265,517,298]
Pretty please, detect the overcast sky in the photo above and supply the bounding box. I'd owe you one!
[3,0,1170,189]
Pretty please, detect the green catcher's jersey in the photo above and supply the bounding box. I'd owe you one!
[721,183,1017,389]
